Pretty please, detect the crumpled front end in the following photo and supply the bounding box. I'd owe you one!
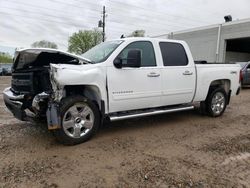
[3,48,88,129]
[3,84,61,130]
[46,63,107,129]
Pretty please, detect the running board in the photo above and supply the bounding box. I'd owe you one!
[109,106,194,121]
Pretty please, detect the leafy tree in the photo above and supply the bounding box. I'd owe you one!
[0,52,12,63]
[31,40,58,49]
[68,29,102,55]
[128,30,145,37]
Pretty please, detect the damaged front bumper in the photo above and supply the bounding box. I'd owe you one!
[3,87,61,130]
[3,87,26,121]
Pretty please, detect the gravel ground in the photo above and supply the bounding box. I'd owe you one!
[0,76,250,188]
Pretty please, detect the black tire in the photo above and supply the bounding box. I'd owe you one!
[205,87,227,117]
[53,96,100,145]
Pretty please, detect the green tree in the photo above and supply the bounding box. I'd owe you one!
[68,29,102,55]
[128,30,145,37]
[31,40,58,49]
[0,52,12,63]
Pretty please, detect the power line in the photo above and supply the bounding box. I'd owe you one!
[0,5,188,32]
[0,10,142,35]
[6,0,101,14]
[52,0,102,12]
[0,6,92,27]
[4,1,103,22]
[71,0,209,27]
[0,11,181,42]
[73,0,206,25]
[4,0,204,31]
[1,0,224,42]
[0,11,90,28]
[16,0,207,28]
[175,0,224,18]
[103,4,210,30]
[108,0,213,25]
[0,9,164,36]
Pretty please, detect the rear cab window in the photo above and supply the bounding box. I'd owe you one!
[159,42,188,66]
[247,64,250,70]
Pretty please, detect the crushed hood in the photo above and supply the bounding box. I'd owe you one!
[13,48,91,71]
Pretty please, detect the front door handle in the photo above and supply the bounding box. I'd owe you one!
[147,72,160,77]
[183,71,193,76]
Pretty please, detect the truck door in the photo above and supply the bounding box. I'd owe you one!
[159,42,196,106]
[107,41,162,113]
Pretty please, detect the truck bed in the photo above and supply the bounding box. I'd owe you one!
[193,63,241,102]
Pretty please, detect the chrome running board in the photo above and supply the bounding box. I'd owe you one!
[110,106,194,121]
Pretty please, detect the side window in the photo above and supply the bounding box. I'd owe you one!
[118,41,156,67]
[159,42,188,66]
[247,64,250,70]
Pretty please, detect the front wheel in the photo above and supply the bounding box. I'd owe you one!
[206,88,227,117]
[53,96,100,145]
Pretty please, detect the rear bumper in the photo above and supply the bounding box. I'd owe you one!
[3,87,27,121]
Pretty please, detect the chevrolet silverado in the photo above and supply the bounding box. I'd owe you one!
[3,38,241,145]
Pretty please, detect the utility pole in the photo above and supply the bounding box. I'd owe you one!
[98,6,106,42]
[102,6,106,42]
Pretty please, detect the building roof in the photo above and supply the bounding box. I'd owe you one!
[153,17,250,37]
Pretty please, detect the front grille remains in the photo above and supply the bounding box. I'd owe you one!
[11,72,34,94]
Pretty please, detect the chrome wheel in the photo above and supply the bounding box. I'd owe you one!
[62,103,94,138]
[211,92,225,115]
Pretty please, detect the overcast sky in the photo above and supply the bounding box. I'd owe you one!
[1,0,250,54]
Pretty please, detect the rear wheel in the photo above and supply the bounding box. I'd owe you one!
[53,96,100,145]
[206,88,227,117]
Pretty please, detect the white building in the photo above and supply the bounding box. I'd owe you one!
[155,18,250,63]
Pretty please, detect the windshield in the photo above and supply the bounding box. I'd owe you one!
[82,40,123,63]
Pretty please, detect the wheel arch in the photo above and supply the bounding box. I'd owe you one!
[64,85,103,112]
[208,79,231,94]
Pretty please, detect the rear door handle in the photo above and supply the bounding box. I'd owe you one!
[183,71,193,75]
[147,72,160,77]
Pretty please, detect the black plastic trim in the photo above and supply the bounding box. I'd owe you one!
[227,90,232,105]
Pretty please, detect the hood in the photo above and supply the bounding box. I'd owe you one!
[13,48,91,71]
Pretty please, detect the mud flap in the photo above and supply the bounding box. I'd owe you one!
[227,90,232,105]
[46,102,61,130]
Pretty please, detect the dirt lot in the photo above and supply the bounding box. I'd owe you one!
[0,76,249,188]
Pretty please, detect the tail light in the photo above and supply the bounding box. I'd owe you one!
[240,70,243,83]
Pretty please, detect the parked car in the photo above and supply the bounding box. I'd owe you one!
[237,62,250,86]
[0,67,3,76]
[3,38,241,145]
[2,64,12,76]
[0,63,12,76]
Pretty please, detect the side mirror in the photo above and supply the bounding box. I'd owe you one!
[126,49,141,68]
[113,57,122,69]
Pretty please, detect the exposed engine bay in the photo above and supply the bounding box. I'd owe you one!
[8,48,89,128]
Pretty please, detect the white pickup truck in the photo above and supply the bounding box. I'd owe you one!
[3,37,241,145]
